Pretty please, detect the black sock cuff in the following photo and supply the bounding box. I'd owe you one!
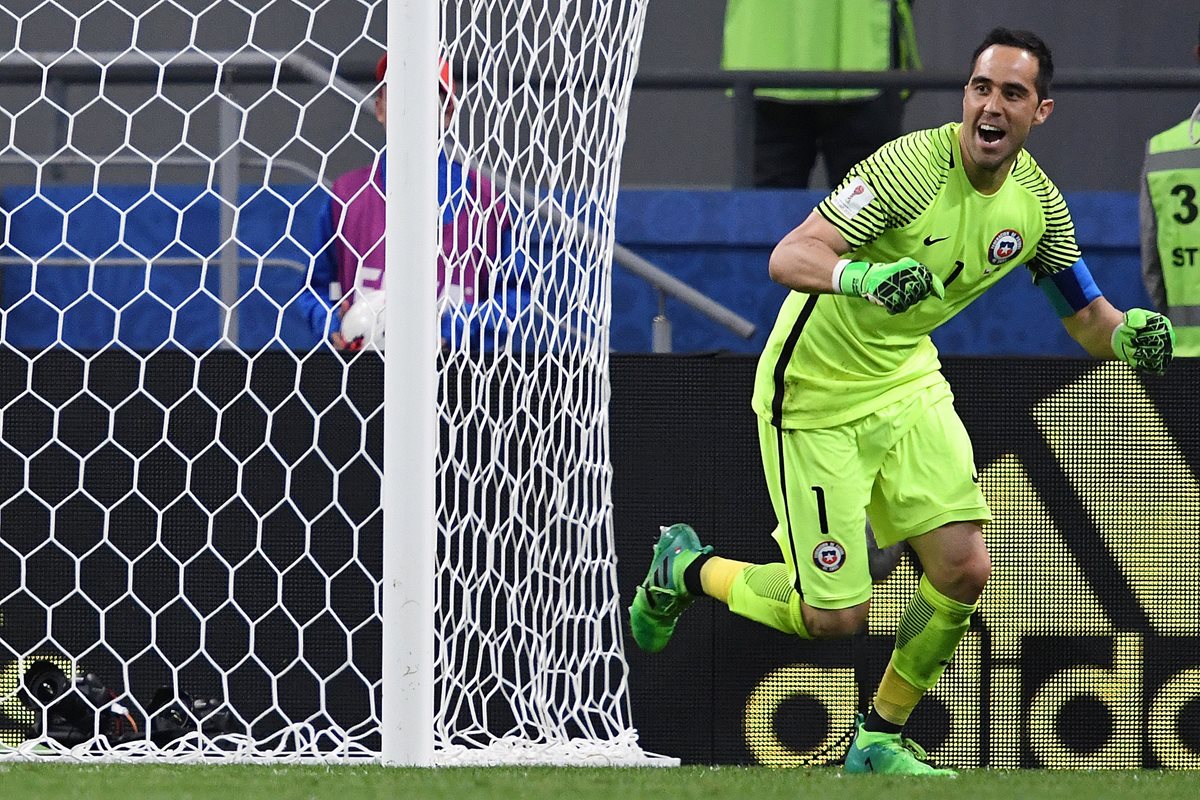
[864,708,904,735]
[683,552,715,597]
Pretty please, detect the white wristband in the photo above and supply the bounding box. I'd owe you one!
[1110,317,1126,361]
[831,259,852,294]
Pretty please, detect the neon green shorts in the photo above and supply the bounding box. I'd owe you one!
[758,381,991,610]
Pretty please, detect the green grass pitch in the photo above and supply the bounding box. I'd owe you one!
[0,763,1193,800]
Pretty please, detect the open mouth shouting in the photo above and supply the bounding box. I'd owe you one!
[978,123,1006,146]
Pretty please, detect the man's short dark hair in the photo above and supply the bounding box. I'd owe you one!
[970,27,1054,100]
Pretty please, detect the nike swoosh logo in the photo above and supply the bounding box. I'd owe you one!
[923,235,950,246]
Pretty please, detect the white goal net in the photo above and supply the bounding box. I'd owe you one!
[0,0,657,765]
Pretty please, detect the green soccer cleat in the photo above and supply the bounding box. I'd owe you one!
[627,523,712,653]
[844,714,956,776]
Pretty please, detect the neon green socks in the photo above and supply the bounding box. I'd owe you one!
[889,573,977,693]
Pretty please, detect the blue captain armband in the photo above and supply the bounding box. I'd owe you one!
[1037,259,1102,318]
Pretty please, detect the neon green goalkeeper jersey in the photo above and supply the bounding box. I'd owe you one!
[752,122,1083,429]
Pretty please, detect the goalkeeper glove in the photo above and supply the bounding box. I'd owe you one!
[1111,308,1175,375]
[836,257,945,314]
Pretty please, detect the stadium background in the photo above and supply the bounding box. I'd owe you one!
[0,0,1194,770]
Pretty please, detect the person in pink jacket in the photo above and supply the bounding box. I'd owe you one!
[299,55,528,350]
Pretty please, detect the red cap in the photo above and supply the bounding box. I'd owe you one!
[375,54,454,95]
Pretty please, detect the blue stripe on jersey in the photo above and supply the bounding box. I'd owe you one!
[1036,258,1102,318]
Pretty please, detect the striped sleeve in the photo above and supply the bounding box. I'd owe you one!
[817,127,951,248]
[1013,154,1083,277]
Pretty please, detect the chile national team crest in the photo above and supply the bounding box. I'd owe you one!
[813,541,846,573]
[988,229,1024,265]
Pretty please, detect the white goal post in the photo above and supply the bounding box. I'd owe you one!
[0,0,663,765]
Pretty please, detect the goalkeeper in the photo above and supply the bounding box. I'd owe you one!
[629,27,1174,776]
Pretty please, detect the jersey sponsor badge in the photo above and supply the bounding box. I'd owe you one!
[831,177,875,219]
[813,541,846,573]
[988,229,1024,265]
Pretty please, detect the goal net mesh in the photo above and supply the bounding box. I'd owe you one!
[0,0,656,764]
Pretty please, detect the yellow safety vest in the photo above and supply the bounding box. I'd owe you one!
[1144,119,1200,356]
[721,0,920,103]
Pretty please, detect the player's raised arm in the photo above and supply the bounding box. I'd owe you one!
[1056,294,1124,355]
[767,209,850,291]
[769,210,945,314]
[1039,261,1177,374]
